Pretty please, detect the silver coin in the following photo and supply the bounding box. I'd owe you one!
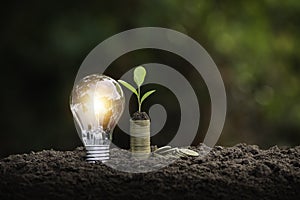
[158,148,178,155]
[153,146,172,154]
[175,149,187,157]
[179,149,199,157]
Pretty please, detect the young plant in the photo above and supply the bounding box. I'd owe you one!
[118,66,156,113]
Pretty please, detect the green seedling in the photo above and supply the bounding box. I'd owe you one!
[118,66,156,113]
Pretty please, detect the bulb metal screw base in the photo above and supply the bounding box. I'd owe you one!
[85,145,110,163]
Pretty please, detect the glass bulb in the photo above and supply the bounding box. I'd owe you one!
[70,74,125,162]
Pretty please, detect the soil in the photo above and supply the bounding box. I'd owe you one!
[0,143,299,200]
[131,111,150,120]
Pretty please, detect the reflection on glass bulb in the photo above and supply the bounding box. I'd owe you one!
[70,74,125,162]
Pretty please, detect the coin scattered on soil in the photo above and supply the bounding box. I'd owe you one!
[153,146,199,157]
[153,146,172,153]
[178,149,199,157]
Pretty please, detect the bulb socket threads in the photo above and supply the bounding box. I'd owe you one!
[85,145,110,163]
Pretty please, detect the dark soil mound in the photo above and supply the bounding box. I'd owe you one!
[131,111,150,120]
[0,143,299,200]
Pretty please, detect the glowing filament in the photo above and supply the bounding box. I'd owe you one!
[94,98,107,116]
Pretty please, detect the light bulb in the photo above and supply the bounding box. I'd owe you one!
[70,74,125,162]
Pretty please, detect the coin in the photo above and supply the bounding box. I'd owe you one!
[175,148,187,157]
[153,146,172,154]
[158,148,178,155]
[179,149,199,157]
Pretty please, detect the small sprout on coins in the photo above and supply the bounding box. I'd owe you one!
[118,66,156,113]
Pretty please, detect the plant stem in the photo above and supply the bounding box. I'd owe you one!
[138,86,141,112]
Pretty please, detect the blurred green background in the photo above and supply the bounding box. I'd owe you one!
[1,0,299,158]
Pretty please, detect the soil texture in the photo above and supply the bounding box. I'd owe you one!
[0,143,299,200]
[131,111,150,120]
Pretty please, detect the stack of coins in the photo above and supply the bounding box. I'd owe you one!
[130,119,151,159]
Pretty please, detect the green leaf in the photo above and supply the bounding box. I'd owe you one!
[134,66,146,87]
[141,90,156,104]
[118,80,138,96]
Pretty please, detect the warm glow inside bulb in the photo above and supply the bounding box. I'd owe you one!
[94,98,107,116]
[70,74,125,163]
